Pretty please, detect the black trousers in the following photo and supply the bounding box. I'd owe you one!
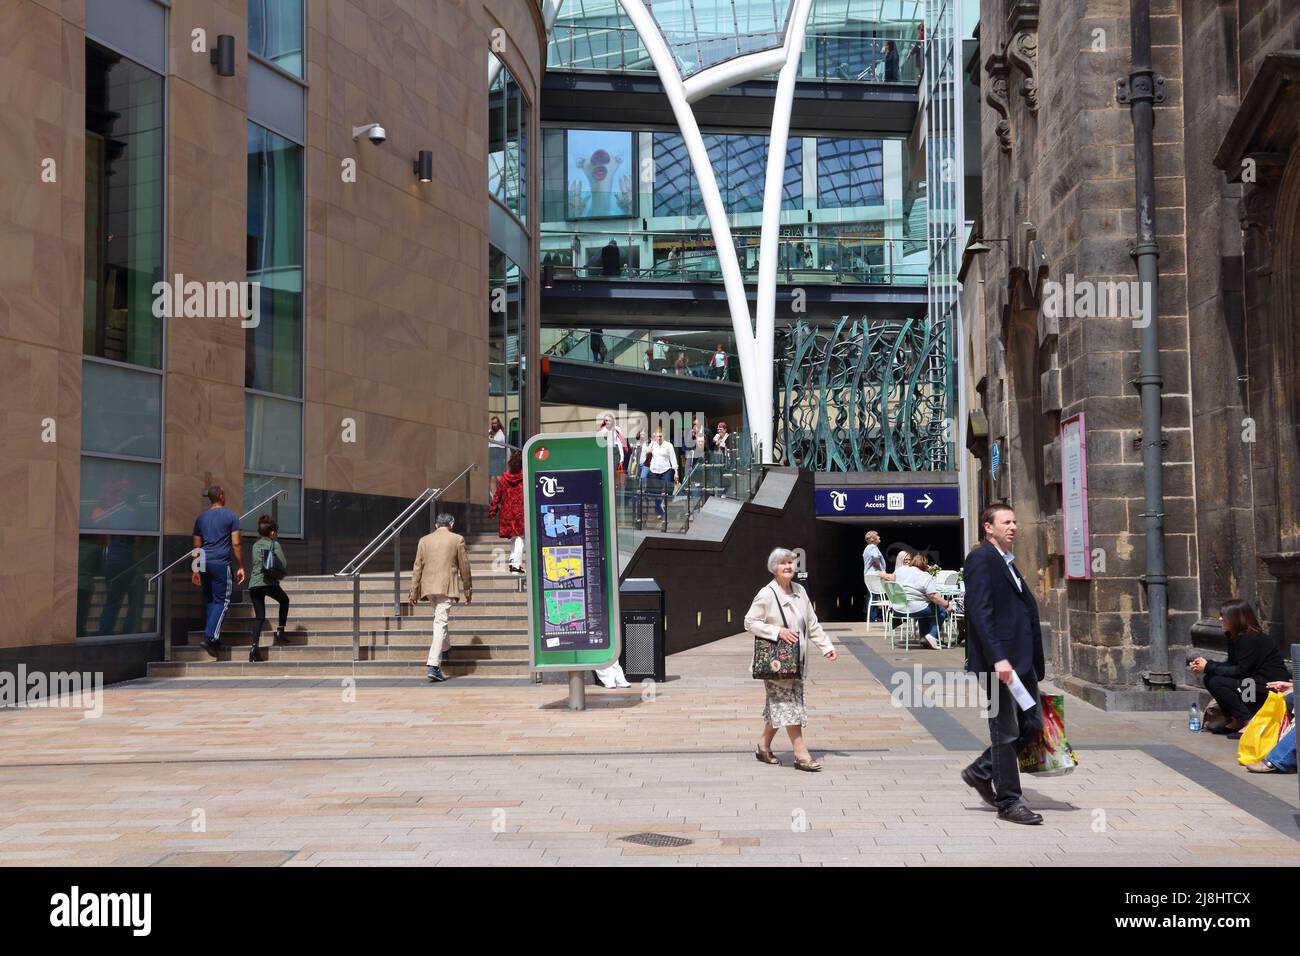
[965,671,1043,811]
[1205,673,1265,723]
[249,584,289,643]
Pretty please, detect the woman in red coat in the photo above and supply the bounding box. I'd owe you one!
[490,450,526,573]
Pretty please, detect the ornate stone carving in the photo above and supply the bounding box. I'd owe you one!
[1006,0,1039,113]
[984,50,1012,153]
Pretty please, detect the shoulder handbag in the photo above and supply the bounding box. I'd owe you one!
[262,543,287,582]
[751,585,802,679]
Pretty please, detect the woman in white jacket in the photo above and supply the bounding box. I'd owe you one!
[744,548,837,771]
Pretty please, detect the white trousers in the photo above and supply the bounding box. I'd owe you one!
[510,536,524,568]
[594,661,628,687]
[424,595,453,666]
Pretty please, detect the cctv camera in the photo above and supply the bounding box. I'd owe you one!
[351,123,387,145]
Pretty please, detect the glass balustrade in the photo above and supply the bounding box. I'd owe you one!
[541,327,741,381]
[541,228,927,285]
[548,26,923,85]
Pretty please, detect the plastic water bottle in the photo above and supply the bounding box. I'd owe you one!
[1188,704,1201,734]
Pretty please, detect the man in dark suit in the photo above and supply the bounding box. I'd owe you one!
[601,240,621,276]
[959,503,1046,825]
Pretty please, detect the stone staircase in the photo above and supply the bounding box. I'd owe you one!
[145,535,531,679]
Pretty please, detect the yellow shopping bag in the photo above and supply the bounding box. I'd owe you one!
[1238,690,1288,766]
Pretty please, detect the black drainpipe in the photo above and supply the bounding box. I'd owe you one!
[1118,0,1173,688]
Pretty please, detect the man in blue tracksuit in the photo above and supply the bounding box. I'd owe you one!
[191,485,246,658]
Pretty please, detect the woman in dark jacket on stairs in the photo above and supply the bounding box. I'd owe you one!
[1190,598,1290,733]
[490,450,526,573]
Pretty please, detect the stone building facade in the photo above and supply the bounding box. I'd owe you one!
[967,0,1300,706]
[0,0,545,679]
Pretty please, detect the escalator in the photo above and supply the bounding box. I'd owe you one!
[541,328,744,418]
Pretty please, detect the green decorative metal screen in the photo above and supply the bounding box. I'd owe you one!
[776,318,953,472]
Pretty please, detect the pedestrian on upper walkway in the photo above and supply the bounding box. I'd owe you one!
[958,503,1045,825]
[745,548,837,772]
[489,451,526,574]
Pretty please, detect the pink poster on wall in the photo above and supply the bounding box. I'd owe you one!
[1061,413,1091,579]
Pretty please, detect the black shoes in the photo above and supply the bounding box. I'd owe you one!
[273,628,286,644]
[201,637,220,659]
[961,767,996,807]
[997,804,1044,825]
[248,644,260,663]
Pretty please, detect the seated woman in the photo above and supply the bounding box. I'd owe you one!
[880,552,952,651]
[1189,598,1290,735]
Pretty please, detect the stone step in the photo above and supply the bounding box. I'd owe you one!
[187,623,526,643]
[208,608,522,624]
[283,571,527,587]
[145,658,532,678]
[223,594,527,609]
[172,642,528,662]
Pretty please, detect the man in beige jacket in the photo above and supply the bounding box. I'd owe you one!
[409,513,472,682]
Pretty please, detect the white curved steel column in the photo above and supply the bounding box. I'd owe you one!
[754,0,815,466]
[615,0,764,457]
[614,0,816,463]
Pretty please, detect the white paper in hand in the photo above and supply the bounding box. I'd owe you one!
[1008,671,1038,711]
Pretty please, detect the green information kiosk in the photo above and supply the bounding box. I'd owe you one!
[522,433,620,709]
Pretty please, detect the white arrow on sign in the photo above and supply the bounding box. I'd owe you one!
[918,494,934,510]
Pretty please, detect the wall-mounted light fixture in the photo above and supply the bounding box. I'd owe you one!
[542,263,555,289]
[413,150,433,182]
[210,34,235,76]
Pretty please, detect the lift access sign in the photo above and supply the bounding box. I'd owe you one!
[522,434,621,672]
[815,486,960,517]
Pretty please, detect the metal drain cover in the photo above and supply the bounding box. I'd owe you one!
[619,832,694,848]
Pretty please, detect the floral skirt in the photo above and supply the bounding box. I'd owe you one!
[762,678,806,728]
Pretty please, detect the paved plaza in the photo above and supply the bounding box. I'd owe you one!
[0,625,1296,867]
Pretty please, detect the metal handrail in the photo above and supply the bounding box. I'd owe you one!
[335,487,440,578]
[147,489,287,588]
[332,463,477,661]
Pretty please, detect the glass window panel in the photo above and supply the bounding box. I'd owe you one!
[246,122,304,396]
[84,42,164,369]
[488,247,526,464]
[489,60,528,220]
[816,138,884,208]
[249,0,304,76]
[80,457,161,532]
[241,474,302,536]
[81,361,162,459]
[76,534,158,637]
[245,392,302,475]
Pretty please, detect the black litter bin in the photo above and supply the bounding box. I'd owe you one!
[619,578,665,682]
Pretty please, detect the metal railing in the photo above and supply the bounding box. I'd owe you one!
[333,464,476,662]
[547,26,924,85]
[542,327,742,380]
[147,489,287,661]
[541,230,928,287]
